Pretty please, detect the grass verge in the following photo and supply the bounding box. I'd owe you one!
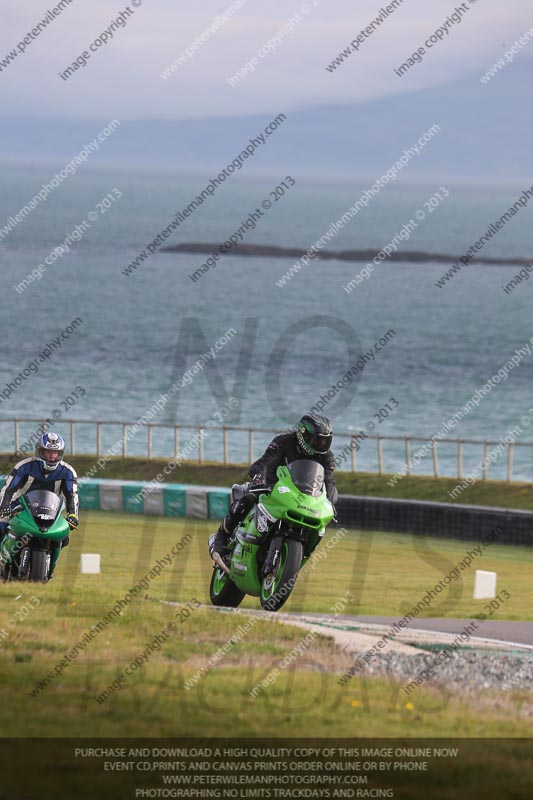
[1,513,532,738]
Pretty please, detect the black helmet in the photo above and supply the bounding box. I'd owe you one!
[296,413,333,456]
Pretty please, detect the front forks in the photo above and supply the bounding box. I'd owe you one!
[260,533,284,579]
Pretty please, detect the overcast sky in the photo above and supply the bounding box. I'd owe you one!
[1,0,532,120]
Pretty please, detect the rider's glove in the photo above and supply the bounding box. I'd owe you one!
[249,473,269,492]
[66,514,79,531]
[0,505,12,520]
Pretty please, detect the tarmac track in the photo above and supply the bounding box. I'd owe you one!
[177,603,533,651]
[292,613,533,649]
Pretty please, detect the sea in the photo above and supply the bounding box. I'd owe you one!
[1,164,532,481]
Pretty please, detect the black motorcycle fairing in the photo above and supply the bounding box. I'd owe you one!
[25,489,63,531]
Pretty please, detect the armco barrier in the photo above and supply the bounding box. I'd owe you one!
[338,495,533,547]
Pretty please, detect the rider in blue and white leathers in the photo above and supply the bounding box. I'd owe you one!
[0,432,79,579]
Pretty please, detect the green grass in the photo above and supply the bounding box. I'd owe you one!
[1,512,533,739]
[5,453,529,510]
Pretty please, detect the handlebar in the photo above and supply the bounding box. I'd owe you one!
[248,484,272,494]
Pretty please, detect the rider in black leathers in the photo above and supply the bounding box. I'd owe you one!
[209,413,337,560]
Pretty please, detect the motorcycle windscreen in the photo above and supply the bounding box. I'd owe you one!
[25,489,63,530]
[287,460,325,497]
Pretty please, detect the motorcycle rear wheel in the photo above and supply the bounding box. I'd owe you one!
[260,539,303,612]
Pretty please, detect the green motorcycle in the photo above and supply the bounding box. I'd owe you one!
[209,460,335,611]
[0,489,70,582]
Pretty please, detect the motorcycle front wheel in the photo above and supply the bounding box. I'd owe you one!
[260,539,303,612]
[28,550,48,582]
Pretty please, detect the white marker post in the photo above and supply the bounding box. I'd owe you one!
[80,554,101,574]
[473,570,496,599]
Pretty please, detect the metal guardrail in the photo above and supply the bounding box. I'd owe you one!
[1,417,532,483]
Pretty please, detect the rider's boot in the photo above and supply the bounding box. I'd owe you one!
[208,521,232,560]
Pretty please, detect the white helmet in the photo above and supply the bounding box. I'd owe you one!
[35,432,65,472]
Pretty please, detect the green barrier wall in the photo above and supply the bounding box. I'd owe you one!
[207,490,231,519]
[122,484,145,514]
[163,485,187,517]
[78,481,100,510]
[0,476,230,520]
[80,479,230,519]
